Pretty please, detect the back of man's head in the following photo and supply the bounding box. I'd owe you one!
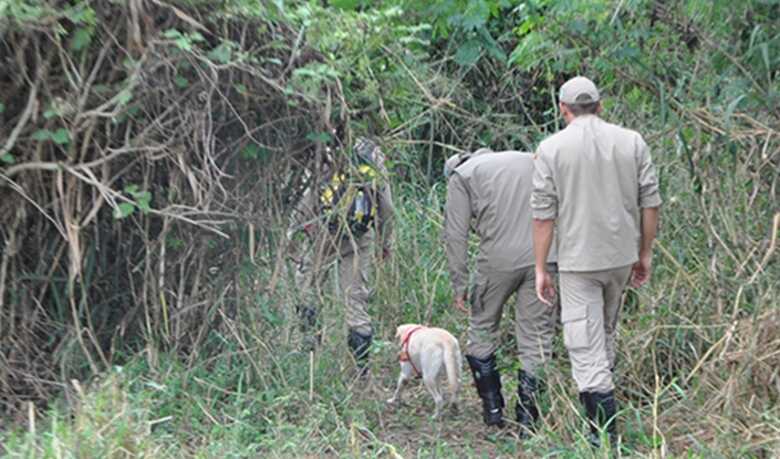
[559,76,601,116]
[443,147,493,178]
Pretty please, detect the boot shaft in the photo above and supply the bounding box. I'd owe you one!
[465,354,504,405]
[579,390,618,447]
[466,354,505,427]
[516,369,540,427]
[347,329,372,361]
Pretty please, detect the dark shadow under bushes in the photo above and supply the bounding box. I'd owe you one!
[0,1,341,424]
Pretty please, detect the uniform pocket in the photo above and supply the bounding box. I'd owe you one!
[561,304,590,350]
[470,280,489,314]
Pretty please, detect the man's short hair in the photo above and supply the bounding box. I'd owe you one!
[563,102,600,116]
[443,147,493,178]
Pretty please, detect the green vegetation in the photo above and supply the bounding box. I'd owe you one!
[0,0,777,457]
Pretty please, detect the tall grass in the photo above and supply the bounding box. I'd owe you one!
[4,165,778,457]
[1,1,777,457]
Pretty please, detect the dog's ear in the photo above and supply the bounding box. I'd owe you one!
[394,325,403,341]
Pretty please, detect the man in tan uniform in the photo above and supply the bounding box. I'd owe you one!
[531,76,662,447]
[289,138,394,373]
[444,149,557,431]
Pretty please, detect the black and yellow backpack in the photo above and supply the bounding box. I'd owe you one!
[319,161,380,238]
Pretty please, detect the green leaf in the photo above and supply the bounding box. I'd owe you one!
[117,89,132,106]
[454,40,482,66]
[67,5,96,24]
[71,27,93,51]
[175,37,192,51]
[113,203,135,219]
[330,0,361,10]
[271,0,285,14]
[1,153,15,164]
[509,31,548,70]
[163,29,182,39]
[174,76,189,88]
[122,185,152,213]
[163,29,198,51]
[136,192,152,213]
[207,43,233,64]
[292,63,339,81]
[240,143,260,159]
[166,237,184,249]
[478,27,506,63]
[32,129,51,141]
[0,103,5,114]
[759,43,771,73]
[305,131,332,143]
[51,128,70,145]
[460,0,490,31]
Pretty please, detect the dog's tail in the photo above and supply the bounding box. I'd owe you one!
[443,339,462,402]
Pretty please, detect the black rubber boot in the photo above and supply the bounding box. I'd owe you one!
[296,304,320,351]
[466,354,505,427]
[516,370,540,437]
[579,391,617,448]
[347,329,372,377]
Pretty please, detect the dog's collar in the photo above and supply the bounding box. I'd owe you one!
[399,326,425,376]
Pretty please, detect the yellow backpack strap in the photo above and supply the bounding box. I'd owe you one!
[320,173,345,208]
[358,164,379,219]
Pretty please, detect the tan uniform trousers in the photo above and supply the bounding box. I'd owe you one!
[467,264,558,374]
[295,231,373,336]
[559,265,632,393]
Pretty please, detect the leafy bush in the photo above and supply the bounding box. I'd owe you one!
[1,0,777,457]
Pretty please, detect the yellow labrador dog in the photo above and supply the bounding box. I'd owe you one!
[387,324,462,418]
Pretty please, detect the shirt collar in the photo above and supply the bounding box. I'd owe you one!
[569,114,601,126]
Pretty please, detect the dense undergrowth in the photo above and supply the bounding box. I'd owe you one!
[1,0,778,457]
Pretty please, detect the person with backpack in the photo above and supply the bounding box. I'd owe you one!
[531,76,662,447]
[443,148,558,433]
[288,137,394,375]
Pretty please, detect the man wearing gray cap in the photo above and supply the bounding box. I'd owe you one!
[531,76,662,447]
[444,148,558,432]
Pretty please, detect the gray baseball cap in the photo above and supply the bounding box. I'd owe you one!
[559,76,600,105]
[353,137,383,166]
[443,154,462,178]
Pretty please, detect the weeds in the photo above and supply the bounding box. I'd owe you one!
[1,0,778,457]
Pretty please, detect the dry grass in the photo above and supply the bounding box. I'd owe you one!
[1,1,778,457]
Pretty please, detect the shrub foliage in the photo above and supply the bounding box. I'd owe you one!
[0,0,777,456]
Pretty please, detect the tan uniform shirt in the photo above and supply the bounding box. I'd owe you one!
[444,151,556,296]
[531,115,662,272]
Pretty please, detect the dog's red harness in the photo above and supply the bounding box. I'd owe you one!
[398,326,425,376]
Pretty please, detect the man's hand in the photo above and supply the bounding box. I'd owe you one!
[535,268,556,306]
[453,293,468,314]
[633,207,659,288]
[631,251,652,288]
[532,218,555,306]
